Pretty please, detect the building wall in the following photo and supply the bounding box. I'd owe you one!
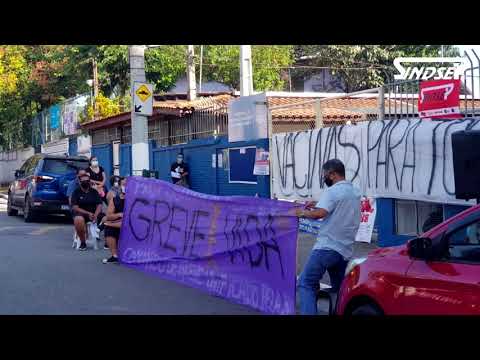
[0,147,35,186]
[377,198,470,247]
[41,138,69,156]
[150,136,269,198]
[302,70,346,92]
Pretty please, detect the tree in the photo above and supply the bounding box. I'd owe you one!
[200,45,294,91]
[293,45,460,92]
[0,46,33,149]
[80,92,128,123]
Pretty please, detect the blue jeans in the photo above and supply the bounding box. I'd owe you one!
[298,249,348,315]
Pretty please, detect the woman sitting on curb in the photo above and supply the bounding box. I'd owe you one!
[102,177,126,264]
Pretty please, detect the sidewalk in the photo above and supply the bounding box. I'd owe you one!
[296,231,378,315]
[296,231,377,275]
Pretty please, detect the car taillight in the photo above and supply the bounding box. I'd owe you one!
[33,175,54,184]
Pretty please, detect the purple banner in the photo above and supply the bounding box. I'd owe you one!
[118,177,299,315]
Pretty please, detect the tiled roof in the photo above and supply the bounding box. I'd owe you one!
[268,97,381,122]
[153,94,233,112]
[82,93,480,130]
[271,107,366,121]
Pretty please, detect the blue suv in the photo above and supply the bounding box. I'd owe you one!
[7,154,90,222]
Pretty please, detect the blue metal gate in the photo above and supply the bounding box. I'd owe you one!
[68,137,78,156]
[91,144,113,180]
[120,144,132,177]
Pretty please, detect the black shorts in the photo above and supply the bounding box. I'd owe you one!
[73,212,105,226]
[104,226,120,240]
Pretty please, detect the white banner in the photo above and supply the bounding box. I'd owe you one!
[272,118,480,205]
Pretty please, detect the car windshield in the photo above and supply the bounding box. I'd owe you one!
[42,159,89,175]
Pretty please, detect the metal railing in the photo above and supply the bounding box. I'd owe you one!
[148,104,228,147]
[267,87,384,136]
[267,48,480,134]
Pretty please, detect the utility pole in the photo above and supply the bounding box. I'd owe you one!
[187,45,197,101]
[129,45,149,175]
[92,58,99,120]
[240,45,253,96]
[199,45,203,93]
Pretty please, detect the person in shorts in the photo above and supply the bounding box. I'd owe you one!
[71,173,103,251]
[102,177,126,264]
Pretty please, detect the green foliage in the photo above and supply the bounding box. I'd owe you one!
[293,45,460,92]
[146,46,187,92]
[0,46,34,149]
[80,93,130,123]
[200,45,294,91]
[0,44,463,150]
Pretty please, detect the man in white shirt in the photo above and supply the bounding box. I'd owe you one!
[296,159,361,315]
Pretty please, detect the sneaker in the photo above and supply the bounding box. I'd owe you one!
[79,243,87,251]
[102,256,118,264]
[103,243,109,250]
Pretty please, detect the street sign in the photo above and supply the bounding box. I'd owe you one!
[133,82,153,116]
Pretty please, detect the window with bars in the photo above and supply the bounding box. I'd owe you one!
[395,199,444,236]
[91,127,121,145]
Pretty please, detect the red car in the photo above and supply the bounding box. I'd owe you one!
[335,203,480,315]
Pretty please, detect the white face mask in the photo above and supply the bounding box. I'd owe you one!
[113,182,119,188]
[91,160,99,167]
[121,185,126,194]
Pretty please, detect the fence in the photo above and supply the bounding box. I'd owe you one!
[31,93,89,148]
[268,88,383,136]
[267,49,480,137]
[148,103,229,147]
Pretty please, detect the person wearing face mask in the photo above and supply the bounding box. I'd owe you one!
[295,159,361,315]
[106,175,121,204]
[71,173,103,251]
[67,168,88,206]
[170,153,189,188]
[86,156,107,203]
[102,177,127,264]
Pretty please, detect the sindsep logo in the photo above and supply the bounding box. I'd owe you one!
[393,57,468,80]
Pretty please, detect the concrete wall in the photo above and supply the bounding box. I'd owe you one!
[0,147,35,186]
[41,138,69,156]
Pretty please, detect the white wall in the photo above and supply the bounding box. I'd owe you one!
[41,138,69,156]
[0,147,35,186]
[272,118,480,206]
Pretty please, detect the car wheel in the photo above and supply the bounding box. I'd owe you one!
[7,193,18,216]
[350,303,383,316]
[23,196,36,223]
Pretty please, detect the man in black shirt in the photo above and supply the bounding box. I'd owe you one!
[71,173,103,251]
[170,153,189,188]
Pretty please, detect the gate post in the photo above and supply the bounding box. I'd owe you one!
[377,87,385,120]
[315,99,323,128]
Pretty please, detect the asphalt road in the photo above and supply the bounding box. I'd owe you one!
[0,210,262,315]
[0,197,376,315]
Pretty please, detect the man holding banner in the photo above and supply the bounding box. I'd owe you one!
[296,159,361,315]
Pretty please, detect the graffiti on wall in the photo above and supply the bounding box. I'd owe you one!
[272,118,480,205]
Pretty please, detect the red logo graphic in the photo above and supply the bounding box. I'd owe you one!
[418,79,462,119]
[360,197,374,223]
